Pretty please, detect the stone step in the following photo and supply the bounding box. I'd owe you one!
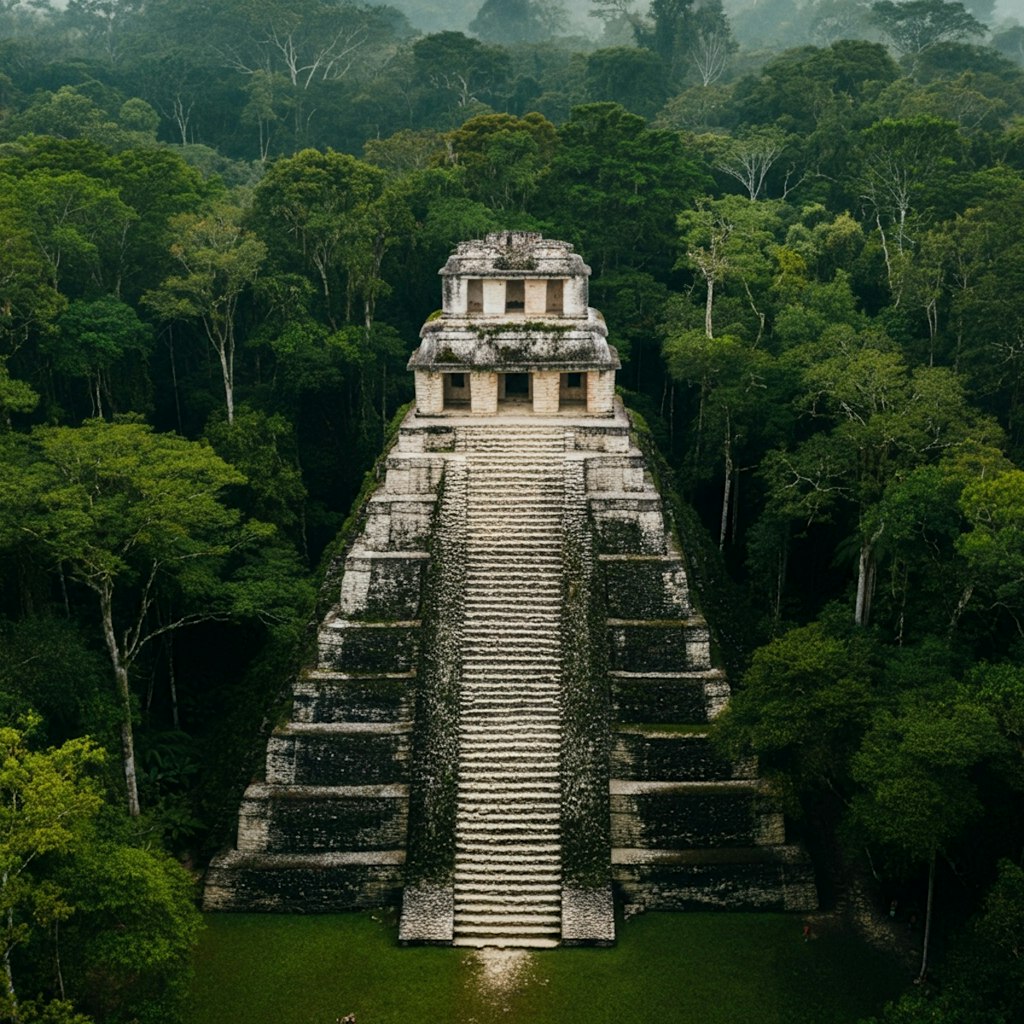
[459,771,560,784]
[453,919,560,933]
[455,884,561,897]
[460,754,560,767]
[462,659,561,667]
[452,937,561,949]
[453,924,562,937]
[455,872,560,886]
[460,724,560,736]
[457,806,559,818]
[458,782,560,795]
[458,824,560,837]
[460,736,560,750]
[454,900,561,915]
[456,838,560,852]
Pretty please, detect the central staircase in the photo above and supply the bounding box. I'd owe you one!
[453,425,567,947]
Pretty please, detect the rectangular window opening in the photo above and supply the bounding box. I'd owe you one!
[505,279,525,312]
[444,372,470,407]
[502,372,531,399]
[560,371,587,404]
[467,279,483,313]
[546,279,564,314]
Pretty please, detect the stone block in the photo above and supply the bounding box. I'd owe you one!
[611,729,753,782]
[609,780,776,849]
[266,724,410,786]
[339,552,428,620]
[610,670,726,724]
[318,619,419,674]
[561,885,615,946]
[532,370,561,414]
[611,846,818,912]
[470,371,498,415]
[600,555,691,619]
[573,425,630,453]
[608,620,711,672]
[236,783,408,853]
[398,883,455,944]
[587,369,615,415]
[482,279,505,315]
[524,279,548,316]
[589,497,666,555]
[202,850,405,912]
[585,454,646,493]
[443,275,466,315]
[566,277,587,316]
[361,498,436,552]
[292,671,413,724]
[414,371,444,415]
[383,455,444,495]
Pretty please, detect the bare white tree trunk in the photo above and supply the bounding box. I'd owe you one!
[918,851,936,984]
[100,586,141,816]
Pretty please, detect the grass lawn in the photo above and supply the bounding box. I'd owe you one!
[191,910,908,1024]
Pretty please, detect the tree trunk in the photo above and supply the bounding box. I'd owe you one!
[216,340,234,425]
[719,414,732,551]
[3,888,17,1020]
[918,851,936,984]
[855,535,879,627]
[705,275,715,338]
[99,587,141,816]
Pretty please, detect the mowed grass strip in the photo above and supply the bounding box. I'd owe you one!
[191,910,906,1024]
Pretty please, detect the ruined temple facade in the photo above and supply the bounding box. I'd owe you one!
[204,232,816,947]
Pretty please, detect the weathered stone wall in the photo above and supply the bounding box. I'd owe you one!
[204,852,405,912]
[470,371,498,415]
[612,847,818,912]
[532,370,561,414]
[582,404,818,916]
[204,408,442,914]
[587,369,616,415]
[415,370,444,415]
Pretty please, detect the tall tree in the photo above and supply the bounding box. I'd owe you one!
[0,723,103,1016]
[851,690,1005,982]
[144,200,266,424]
[869,0,985,65]
[0,420,278,816]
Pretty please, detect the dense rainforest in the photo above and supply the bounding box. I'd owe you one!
[1,0,1024,1020]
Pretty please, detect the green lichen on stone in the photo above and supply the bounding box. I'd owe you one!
[315,402,413,625]
[404,469,464,887]
[559,466,612,890]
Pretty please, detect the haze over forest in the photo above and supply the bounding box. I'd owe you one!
[2,0,1024,1022]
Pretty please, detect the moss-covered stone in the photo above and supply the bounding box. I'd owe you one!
[611,731,747,782]
[266,731,410,786]
[250,793,409,852]
[610,784,776,849]
[292,673,413,724]
[602,558,690,619]
[608,621,711,672]
[204,851,405,912]
[610,674,712,724]
[612,847,818,912]
[318,622,419,674]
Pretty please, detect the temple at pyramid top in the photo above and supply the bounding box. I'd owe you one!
[408,231,621,417]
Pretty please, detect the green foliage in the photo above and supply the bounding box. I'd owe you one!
[714,619,879,808]
[0,723,104,1016]
[55,842,203,1024]
[849,687,1004,865]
